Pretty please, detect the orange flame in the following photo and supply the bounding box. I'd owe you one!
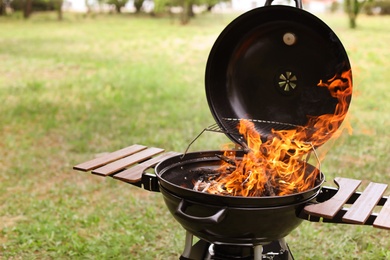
[205,70,353,197]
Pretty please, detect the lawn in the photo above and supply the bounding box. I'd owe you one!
[0,9,389,259]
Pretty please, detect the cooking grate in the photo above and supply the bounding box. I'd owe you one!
[183,118,321,172]
[221,117,306,133]
[184,118,308,152]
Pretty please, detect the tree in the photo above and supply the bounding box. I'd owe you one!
[180,0,194,24]
[0,1,5,16]
[134,0,144,12]
[53,0,63,20]
[344,0,372,28]
[199,0,221,11]
[23,0,32,18]
[106,0,128,13]
[85,0,92,14]
[10,0,58,19]
[154,0,227,24]
[364,0,390,15]
[180,0,228,24]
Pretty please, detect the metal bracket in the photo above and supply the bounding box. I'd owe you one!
[141,172,160,192]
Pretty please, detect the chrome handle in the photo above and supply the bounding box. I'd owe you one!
[175,199,227,224]
[264,0,303,9]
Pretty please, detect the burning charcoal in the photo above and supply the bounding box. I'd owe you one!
[225,166,236,173]
[193,180,201,191]
[206,171,223,178]
[241,171,252,187]
[264,179,276,196]
[215,154,236,166]
[200,182,211,193]
[260,146,269,157]
[189,168,219,176]
[193,179,213,193]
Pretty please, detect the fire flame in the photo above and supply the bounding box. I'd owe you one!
[204,70,353,197]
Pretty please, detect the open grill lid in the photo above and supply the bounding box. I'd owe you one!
[205,5,352,148]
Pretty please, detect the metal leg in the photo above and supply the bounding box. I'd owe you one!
[279,238,288,251]
[205,244,213,260]
[279,238,294,260]
[254,244,263,260]
[181,231,193,258]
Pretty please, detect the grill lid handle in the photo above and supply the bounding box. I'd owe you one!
[265,0,303,8]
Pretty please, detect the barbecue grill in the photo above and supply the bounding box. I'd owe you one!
[74,146,390,259]
[73,1,390,259]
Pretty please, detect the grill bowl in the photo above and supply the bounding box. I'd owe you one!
[155,150,324,245]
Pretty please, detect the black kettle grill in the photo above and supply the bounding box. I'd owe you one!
[73,1,389,259]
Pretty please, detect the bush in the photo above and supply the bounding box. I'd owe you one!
[10,0,55,12]
[364,0,390,15]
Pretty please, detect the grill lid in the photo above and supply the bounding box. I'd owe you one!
[205,5,352,147]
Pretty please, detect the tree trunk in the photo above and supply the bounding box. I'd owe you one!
[23,0,33,19]
[207,4,215,12]
[0,1,5,16]
[349,0,357,28]
[115,4,121,13]
[58,9,63,21]
[85,0,92,14]
[349,14,357,28]
[180,1,188,24]
[345,0,364,29]
[134,0,144,13]
[180,0,193,25]
[187,3,194,17]
[55,0,64,21]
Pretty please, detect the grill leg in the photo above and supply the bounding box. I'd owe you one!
[279,238,294,260]
[181,231,193,258]
[254,244,263,260]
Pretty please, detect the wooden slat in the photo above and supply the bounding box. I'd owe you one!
[73,144,147,171]
[113,151,181,183]
[373,197,390,230]
[91,147,164,176]
[342,182,388,224]
[304,177,362,218]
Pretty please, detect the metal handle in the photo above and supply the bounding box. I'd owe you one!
[175,199,227,224]
[264,0,303,9]
[306,142,321,176]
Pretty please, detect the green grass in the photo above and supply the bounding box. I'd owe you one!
[0,10,389,259]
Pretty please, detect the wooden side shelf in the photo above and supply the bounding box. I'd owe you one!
[73,144,181,184]
[304,177,390,230]
[374,198,390,229]
[342,182,387,224]
[92,147,165,176]
[73,145,390,230]
[73,144,147,171]
[113,151,180,183]
[304,177,361,219]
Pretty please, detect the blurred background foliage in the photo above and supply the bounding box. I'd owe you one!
[1,0,390,26]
